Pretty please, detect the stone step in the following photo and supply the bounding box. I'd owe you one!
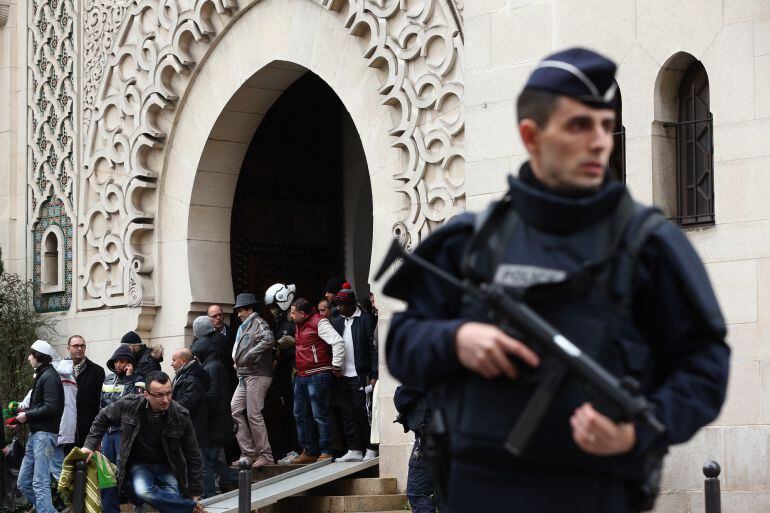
[271,493,409,513]
[310,477,398,496]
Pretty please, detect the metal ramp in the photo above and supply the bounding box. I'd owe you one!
[200,458,379,513]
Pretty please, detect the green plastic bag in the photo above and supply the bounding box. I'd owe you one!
[93,452,117,489]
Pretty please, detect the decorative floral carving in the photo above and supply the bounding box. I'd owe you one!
[79,0,465,308]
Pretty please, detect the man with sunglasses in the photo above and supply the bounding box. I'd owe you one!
[82,371,205,513]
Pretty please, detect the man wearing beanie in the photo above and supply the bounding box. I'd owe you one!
[331,283,378,462]
[323,276,346,319]
[98,344,139,513]
[121,331,162,390]
[384,47,730,512]
[15,340,64,513]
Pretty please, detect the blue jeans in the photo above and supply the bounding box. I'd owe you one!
[17,431,62,513]
[293,372,333,455]
[127,463,195,513]
[101,431,122,513]
[200,447,238,498]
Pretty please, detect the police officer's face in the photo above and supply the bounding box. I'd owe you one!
[521,96,616,193]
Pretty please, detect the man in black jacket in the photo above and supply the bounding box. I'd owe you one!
[206,304,239,464]
[170,348,209,448]
[82,371,204,513]
[331,284,378,462]
[66,335,105,447]
[15,340,64,513]
[206,305,237,382]
[121,331,163,390]
[385,48,730,513]
[191,316,239,498]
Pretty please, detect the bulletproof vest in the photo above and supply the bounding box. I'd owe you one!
[448,189,665,473]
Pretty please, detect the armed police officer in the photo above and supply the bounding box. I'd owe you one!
[384,48,730,513]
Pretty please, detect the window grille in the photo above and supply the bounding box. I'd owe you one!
[666,62,714,226]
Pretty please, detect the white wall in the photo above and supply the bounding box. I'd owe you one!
[0,0,27,276]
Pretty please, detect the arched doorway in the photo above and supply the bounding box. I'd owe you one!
[228,72,373,457]
[230,71,374,308]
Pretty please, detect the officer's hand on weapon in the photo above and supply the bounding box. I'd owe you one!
[570,402,636,456]
[454,322,540,379]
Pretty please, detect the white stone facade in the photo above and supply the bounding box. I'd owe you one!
[0,0,768,508]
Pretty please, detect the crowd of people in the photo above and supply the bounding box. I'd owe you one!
[0,277,380,513]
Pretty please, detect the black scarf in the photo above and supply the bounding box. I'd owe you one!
[508,162,626,234]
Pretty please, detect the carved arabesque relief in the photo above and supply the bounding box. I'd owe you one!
[82,0,131,134]
[79,0,465,309]
[28,0,77,311]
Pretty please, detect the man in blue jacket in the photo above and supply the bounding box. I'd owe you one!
[99,344,140,513]
[385,47,730,513]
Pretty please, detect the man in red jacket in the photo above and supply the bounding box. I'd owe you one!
[289,298,344,463]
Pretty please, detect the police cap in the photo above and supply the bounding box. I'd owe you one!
[524,47,618,108]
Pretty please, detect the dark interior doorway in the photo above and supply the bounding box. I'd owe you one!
[230,71,373,309]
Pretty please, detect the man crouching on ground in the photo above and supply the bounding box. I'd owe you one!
[81,371,205,513]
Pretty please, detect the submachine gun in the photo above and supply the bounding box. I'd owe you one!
[375,238,666,457]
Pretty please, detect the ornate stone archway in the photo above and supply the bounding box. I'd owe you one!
[78,0,466,323]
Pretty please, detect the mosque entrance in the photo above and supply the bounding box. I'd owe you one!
[230,72,373,306]
[229,71,374,457]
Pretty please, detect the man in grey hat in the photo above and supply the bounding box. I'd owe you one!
[230,293,275,468]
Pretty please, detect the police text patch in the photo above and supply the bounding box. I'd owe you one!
[493,264,567,288]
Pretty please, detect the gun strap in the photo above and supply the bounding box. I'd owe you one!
[462,190,665,310]
[609,206,667,309]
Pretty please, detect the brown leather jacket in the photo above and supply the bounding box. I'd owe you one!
[84,394,203,497]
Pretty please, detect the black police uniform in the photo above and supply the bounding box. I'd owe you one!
[383,48,730,513]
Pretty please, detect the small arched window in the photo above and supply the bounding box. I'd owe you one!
[609,83,626,183]
[666,61,714,226]
[41,225,65,293]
